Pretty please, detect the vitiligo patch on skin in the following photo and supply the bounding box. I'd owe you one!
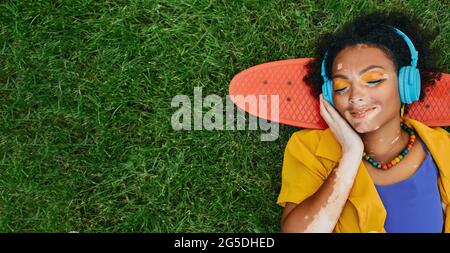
[366,151,375,156]
[390,135,400,144]
[349,107,381,133]
[362,72,389,81]
[303,157,360,232]
[355,43,370,50]
[350,100,366,107]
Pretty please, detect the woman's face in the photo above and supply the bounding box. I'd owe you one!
[331,44,401,133]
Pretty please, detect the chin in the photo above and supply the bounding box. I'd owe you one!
[353,125,379,133]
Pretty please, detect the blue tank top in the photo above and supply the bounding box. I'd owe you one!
[374,141,444,233]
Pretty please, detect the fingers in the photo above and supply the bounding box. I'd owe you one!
[320,95,342,135]
[319,94,333,123]
[320,94,346,125]
[320,94,335,120]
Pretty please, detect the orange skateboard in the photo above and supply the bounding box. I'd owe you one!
[229,58,450,129]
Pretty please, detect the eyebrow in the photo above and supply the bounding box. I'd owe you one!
[332,65,385,79]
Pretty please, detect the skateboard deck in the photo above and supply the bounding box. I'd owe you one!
[229,58,450,129]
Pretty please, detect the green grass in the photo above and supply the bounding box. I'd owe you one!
[0,0,448,232]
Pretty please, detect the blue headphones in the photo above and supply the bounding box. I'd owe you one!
[321,27,421,106]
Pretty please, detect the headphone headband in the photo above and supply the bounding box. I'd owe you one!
[390,27,418,67]
[320,51,328,78]
[320,27,419,79]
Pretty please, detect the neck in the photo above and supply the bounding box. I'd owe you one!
[359,117,410,164]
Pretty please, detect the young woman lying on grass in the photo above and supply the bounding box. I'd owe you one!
[277,11,449,233]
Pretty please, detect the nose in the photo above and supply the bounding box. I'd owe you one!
[349,97,364,104]
[348,84,367,105]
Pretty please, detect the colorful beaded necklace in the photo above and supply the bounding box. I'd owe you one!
[363,122,416,170]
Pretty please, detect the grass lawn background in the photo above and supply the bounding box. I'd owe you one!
[0,0,448,232]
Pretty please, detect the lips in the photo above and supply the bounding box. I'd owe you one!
[350,106,376,118]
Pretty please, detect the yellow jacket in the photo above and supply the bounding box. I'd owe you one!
[277,117,450,232]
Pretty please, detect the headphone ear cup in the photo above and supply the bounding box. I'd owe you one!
[411,67,421,101]
[398,66,408,104]
[400,66,421,104]
[322,79,334,106]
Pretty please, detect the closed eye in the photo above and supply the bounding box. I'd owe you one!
[367,78,386,86]
[334,87,349,94]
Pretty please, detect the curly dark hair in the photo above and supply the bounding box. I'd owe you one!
[303,11,443,115]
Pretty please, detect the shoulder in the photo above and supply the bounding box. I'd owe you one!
[406,118,450,177]
[286,128,341,160]
[284,128,339,175]
[432,127,450,137]
[284,129,326,161]
[287,128,326,150]
[406,117,449,139]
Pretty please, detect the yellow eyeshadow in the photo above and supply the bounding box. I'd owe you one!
[361,71,384,82]
[333,78,350,90]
